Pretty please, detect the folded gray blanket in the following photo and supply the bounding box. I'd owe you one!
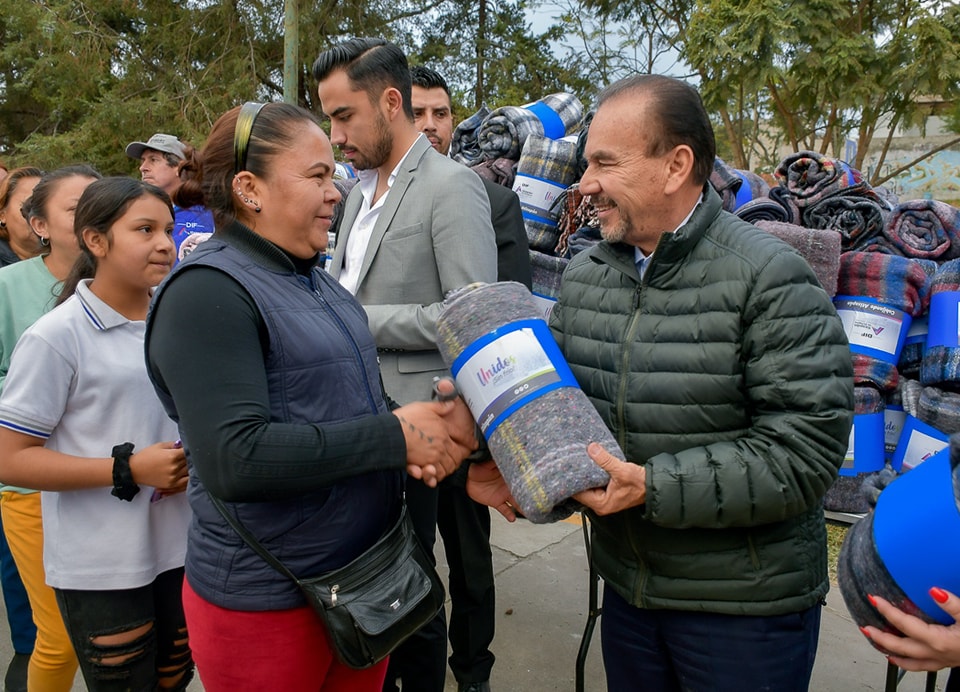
[735,195,792,224]
[435,281,616,523]
[477,93,583,161]
[754,221,841,296]
[451,105,491,166]
[514,134,579,252]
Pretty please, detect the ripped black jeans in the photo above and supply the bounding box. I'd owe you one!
[54,567,194,692]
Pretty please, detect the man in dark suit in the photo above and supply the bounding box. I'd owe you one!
[410,65,531,692]
[314,40,498,692]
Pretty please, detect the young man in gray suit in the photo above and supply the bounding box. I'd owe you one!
[407,64,531,692]
[313,39,498,692]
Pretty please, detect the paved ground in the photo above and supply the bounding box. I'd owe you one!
[0,512,949,691]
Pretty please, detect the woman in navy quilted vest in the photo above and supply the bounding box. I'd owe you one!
[145,102,477,692]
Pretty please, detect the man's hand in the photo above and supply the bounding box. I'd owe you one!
[394,395,477,488]
[862,589,960,671]
[466,460,520,522]
[573,442,646,515]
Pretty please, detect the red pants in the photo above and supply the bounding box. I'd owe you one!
[183,579,388,691]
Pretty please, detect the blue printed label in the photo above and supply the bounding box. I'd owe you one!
[890,415,949,472]
[451,320,579,437]
[841,412,885,476]
[833,296,911,364]
[926,291,960,349]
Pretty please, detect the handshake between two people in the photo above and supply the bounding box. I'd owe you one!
[391,377,479,488]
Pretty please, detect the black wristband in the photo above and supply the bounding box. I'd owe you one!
[110,442,140,502]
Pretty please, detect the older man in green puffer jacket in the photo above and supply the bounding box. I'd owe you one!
[469,74,853,691]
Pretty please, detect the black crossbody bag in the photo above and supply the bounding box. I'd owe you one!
[209,494,445,669]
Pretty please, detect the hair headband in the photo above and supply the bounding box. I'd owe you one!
[233,102,268,175]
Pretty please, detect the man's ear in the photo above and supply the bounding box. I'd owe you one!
[383,87,405,121]
[663,144,696,195]
[82,228,108,258]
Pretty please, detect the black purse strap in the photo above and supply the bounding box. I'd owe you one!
[207,493,302,584]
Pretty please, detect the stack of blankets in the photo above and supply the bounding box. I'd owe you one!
[451,93,585,301]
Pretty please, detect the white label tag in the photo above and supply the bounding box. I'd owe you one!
[884,408,906,452]
[837,305,904,356]
[512,175,566,215]
[901,429,949,471]
[455,328,558,433]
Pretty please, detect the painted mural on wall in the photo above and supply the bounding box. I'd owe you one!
[866,149,960,204]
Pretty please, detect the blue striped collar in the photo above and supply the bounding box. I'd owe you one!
[74,280,135,331]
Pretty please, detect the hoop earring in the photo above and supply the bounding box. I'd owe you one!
[0,220,6,229]
[39,236,49,247]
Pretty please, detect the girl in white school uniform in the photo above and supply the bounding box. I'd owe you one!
[0,177,193,691]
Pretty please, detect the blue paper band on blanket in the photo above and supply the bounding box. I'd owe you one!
[879,199,960,261]
[836,252,931,391]
[838,440,960,636]
[435,281,616,523]
[921,259,960,387]
[774,151,872,207]
[824,385,885,513]
[802,194,889,252]
[451,105,491,166]
[514,135,579,252]
[477,93,584,161]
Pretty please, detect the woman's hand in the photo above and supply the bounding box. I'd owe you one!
[129,441,188,494]
[394,396,477,487]
[862,588,960,671]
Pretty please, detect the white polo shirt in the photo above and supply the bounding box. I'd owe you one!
[0,280,189,590]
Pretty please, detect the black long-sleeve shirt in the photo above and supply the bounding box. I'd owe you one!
[146,233,407,503]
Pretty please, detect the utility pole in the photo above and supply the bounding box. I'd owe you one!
[283,0,299,104]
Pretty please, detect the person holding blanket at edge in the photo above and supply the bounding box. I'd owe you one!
[467,74,854,691]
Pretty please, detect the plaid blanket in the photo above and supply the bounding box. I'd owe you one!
[477,93,583,161]
[879,199,960,261]
[451,105,491,166]
[774,150,872,207]
[709,157,769,212]
[513,134,579,252]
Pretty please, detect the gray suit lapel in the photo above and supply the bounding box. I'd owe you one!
[329,186,364,279]
[354,137,430,290]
